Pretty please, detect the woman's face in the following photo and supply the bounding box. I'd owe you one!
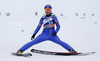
[45,9,51,15]
[45,11,51,15]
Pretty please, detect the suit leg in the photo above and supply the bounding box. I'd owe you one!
[19,33,48,52]
[50,36,75,51]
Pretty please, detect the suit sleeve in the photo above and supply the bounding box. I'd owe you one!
[33,17,43,35]
[53,15,60,33]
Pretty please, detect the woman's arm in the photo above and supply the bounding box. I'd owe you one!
[53,15,60,33]
[33,17,43,35]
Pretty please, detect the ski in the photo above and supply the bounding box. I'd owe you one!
[11,52,32,57]
[31,49,95,56]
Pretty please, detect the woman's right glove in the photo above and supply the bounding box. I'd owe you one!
[31,34,35,40]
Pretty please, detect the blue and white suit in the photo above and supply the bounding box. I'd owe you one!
[19,14,75,52]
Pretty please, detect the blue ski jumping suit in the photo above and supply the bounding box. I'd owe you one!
[19,14,75,52]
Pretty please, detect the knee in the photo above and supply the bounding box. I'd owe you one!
[57,40,66,45]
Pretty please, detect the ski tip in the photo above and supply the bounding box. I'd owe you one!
[11,52,32,57]
[11,52,18,54]
[28,53,32,56]
[31,49,36,52]
[31,49,33,52]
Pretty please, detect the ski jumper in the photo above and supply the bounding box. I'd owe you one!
[19,14,75,52]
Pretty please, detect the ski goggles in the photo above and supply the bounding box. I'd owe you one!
[44,9,51,12]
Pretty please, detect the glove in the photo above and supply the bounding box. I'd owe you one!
[52,32,57,36]
[31,34,35,40]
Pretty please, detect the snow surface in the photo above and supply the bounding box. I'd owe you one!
[0,0,100,61]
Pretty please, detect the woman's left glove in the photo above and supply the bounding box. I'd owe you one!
[52,32,57,36]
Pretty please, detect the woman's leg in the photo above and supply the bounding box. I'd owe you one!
[19,33,48,52]
[50,36,75,51]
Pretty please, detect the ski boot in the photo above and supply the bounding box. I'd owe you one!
[16,50,23,54]
[69,49,77,53]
